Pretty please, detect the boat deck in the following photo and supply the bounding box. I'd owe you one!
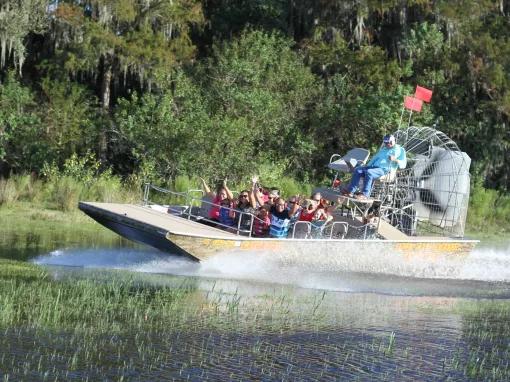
[79,202,237,239]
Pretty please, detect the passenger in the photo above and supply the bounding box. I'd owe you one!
[341,134,407,200]
[287,195,301,218]
[314,199,330,221]
[269,197,300,238]
[218,198,236,227]
[262,188,279,208]
[315,204,333,222]
[200,177,233,221]
[252,178,279,208]
[235,189,255,232]
[311,192,322,204]
[252,206,271,237]
[286,195,302,234]
[298,199,317,222]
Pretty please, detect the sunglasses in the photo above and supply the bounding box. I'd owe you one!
[239,194,249,198]
[288,201,295,204]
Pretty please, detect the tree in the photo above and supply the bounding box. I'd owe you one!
[0,0,49,74]
[48,0,204,160]
[0,72,45,175]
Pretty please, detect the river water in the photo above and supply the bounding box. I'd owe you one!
[1,225,510,381]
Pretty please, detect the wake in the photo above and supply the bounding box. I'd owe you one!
[31,243,510,297]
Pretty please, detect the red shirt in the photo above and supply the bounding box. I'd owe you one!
[253,216,270,237]
[208,195,221,220]
[299,209,315,222]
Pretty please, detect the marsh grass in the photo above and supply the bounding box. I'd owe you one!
[1,259,510,381]
[0,260,197,332]
[0,171,140,212]
[0,177,18,204]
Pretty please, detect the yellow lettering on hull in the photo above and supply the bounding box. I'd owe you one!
[394,241,475,260]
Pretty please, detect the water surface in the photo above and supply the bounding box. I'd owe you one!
[1,223,509,381]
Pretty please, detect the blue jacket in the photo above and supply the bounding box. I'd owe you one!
[367,144,407,173]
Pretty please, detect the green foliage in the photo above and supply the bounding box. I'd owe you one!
[0,0,49,72]
[117,30,320,182]
[199,30,320,179]
[116,71,211,179]
[0,0,510,200]
[174,175,193,193]
[277,177,311,199]
[40,152,135,210]
[42,152,100,184]
[50,0,204,96]
[87,171,124,203]
[468,178,510,235]
[39,78,99,161]
[0,72,45,170]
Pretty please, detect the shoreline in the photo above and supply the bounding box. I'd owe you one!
[1,201,507,243]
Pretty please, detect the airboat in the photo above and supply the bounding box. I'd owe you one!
[79,126,478,272]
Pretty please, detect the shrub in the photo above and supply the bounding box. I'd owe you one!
[50,176,84,211]
[87,176,123,203]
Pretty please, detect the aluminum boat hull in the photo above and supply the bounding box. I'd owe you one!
[79,202,477,273]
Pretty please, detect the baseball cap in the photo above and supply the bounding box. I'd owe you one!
[383,134,395,144]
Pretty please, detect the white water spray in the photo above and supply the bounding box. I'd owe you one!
[31,243,510,296]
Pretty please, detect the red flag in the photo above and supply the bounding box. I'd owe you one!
[414,85,433,103]
[404,96,423,112]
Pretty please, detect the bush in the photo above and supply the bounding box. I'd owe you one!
[49,176,84,211]
[467,180,510,234]
[87,175,123,203]
[277,177,311,199]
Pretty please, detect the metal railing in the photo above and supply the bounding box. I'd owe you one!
[143,183,375,240]
[143,183,257,237]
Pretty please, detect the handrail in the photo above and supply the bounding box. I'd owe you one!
[144,183,261,237]
[291,221,311,239]
[329,153,342,164]
[327,221,349,239]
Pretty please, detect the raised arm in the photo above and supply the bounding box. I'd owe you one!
[250,176,265,207]
[222,178,234,200]
[248,177,258,209]
[200,177,215,198]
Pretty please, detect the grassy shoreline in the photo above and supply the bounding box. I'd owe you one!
[1,169,509,239]
[2,200,507,243]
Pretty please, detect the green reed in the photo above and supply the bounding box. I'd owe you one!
[0,259,337,334]
[1,258,509,381]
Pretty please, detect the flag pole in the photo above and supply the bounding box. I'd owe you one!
[407,109,413,128]
[398,106,405,130]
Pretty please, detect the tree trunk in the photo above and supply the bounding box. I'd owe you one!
[99,54,112,163]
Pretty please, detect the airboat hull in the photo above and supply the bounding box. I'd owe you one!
[79,202,477,270]
[167,232,476,262]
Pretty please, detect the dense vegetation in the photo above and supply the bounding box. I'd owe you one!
[1,1,509,194]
